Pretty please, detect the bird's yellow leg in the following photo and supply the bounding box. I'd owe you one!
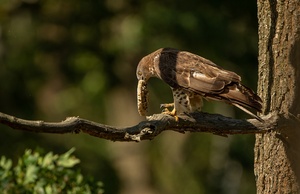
[161,105,179,122]
[170,108,179,121]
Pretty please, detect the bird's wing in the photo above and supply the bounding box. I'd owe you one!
[156,49,240,93]
[156,49,262,113]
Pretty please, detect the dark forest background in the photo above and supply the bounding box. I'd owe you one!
[0,0,259,193]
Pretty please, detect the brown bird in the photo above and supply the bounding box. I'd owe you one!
[136,48,263,121]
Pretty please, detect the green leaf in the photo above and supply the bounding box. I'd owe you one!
[0,156,12,171]
[41,152,58,170]
[24,164,38,184]
[0,156,12,182]
[57,148,80,168]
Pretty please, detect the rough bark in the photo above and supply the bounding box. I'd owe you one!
[0,111,277,142]
[255,0,300,193]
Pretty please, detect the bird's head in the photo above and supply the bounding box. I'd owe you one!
[136,56,154,81]
[136,49,163,81]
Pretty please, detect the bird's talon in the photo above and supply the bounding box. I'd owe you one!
[161,108,179,121]
[162,108,170,114]
[174,115,179,122]
[160,103,174,109]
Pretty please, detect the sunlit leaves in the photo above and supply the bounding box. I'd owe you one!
[0,148,103,194]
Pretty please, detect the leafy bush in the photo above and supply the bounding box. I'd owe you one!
[0,148,103,194]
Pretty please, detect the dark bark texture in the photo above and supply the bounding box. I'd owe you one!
[255,0,300,193]
[0,111,277,142]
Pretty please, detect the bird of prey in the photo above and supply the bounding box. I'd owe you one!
[136,48,263,121]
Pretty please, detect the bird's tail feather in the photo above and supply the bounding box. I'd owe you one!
[233,103,264,122]
[217,84,263,121]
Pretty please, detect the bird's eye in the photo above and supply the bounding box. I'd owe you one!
[138,71,142,76]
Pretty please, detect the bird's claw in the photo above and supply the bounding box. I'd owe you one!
[161,107,179,121]
[160,103,174,109]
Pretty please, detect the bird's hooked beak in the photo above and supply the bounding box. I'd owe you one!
[136,69,145,81]
[136,68,153,82]
[136,54,156,81]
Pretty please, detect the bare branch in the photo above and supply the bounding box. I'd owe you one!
[0,111,278,142]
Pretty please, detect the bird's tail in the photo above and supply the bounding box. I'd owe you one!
[220,84,263,121]
[232,103,263,122]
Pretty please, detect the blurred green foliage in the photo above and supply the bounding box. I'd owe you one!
[0,0,258,193]
[0,148,103,193]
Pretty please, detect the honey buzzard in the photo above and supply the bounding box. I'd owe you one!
[136,48,263,121]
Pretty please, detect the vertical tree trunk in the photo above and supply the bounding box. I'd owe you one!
[255,0,300,193]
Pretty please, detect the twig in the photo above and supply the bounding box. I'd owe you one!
[0,111,278,142]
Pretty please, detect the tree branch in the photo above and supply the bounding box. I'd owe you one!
[0,111,278,142]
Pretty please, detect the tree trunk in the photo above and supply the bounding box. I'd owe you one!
[255,0,300,193]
